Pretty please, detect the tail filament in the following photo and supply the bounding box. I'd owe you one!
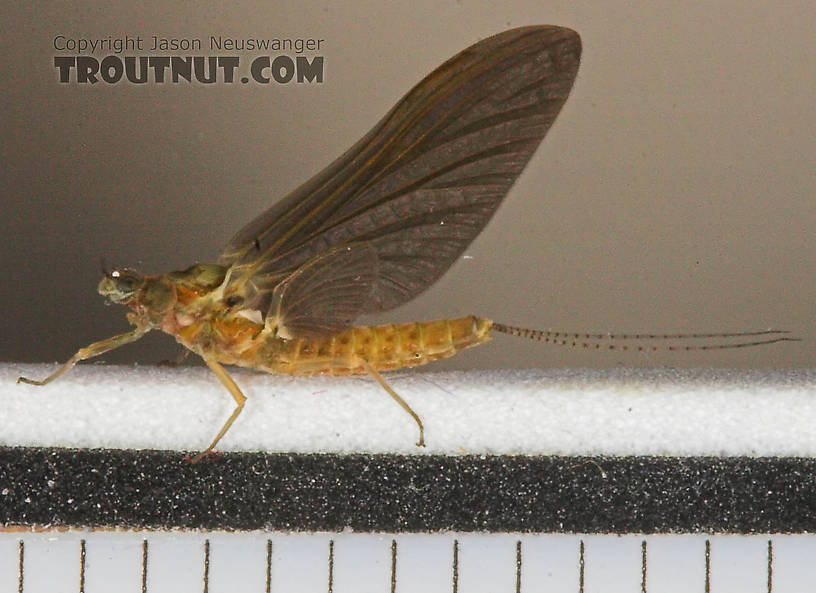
[491,322,799,352]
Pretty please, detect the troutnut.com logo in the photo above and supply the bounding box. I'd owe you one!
[53,35,325,85]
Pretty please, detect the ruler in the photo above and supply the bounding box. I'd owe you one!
[2,448,815,592]
[3,531,814,592]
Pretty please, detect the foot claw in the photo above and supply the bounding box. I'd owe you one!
[185,450,221,464]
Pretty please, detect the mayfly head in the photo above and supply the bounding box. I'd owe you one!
[97,268,144,304]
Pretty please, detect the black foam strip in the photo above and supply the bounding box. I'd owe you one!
[0,447,814,533]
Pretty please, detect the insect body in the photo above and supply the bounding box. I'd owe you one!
[18,26,795,461]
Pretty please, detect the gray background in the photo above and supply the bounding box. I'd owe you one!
[2,1,814,370]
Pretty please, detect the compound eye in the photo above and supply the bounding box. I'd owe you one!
[111,269,140,292]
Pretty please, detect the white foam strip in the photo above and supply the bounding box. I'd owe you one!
[2,364,815,457]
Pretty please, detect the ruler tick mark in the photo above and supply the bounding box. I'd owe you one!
[516,540,522,593]
[203,539,210,593]
[328,539,334,593]
[767,539,773,593]
[452,539,459,593]
[79,539,86,593]
[17,540,23,593]
[266,540,272,593]
[704,539,711,593]
[141,539,148,593]
[641,540,647,593]
[578,540,585,593]
[390,540,397,593]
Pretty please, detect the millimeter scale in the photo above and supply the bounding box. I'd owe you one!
[2,367,816,591]
[6,531,816,592]
[3,449,816,592]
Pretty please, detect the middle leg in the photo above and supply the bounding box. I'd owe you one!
[191,357,248,463]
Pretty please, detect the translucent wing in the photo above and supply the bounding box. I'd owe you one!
[220,25,581,319]
[268,243,378,339]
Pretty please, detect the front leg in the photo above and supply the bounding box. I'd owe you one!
[17,327,150,386]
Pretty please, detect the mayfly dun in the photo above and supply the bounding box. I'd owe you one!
[18,26,797,461]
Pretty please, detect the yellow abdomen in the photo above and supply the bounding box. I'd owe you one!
[270,315,492,375]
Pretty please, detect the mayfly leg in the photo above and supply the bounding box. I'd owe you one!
[191,357,248,463]
[16,327,149,386]
[361,360,425,447]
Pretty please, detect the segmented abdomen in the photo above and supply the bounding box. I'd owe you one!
[272,316,492,375]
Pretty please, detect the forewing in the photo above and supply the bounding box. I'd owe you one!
[269,242,378,339]
[221,25,581,314]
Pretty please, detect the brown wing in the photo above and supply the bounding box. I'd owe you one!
[220,25,581,324]
[268,243,378,339]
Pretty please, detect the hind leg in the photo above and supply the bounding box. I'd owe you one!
[361,360,425,447]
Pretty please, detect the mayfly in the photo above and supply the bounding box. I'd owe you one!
[18,26,796,461]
